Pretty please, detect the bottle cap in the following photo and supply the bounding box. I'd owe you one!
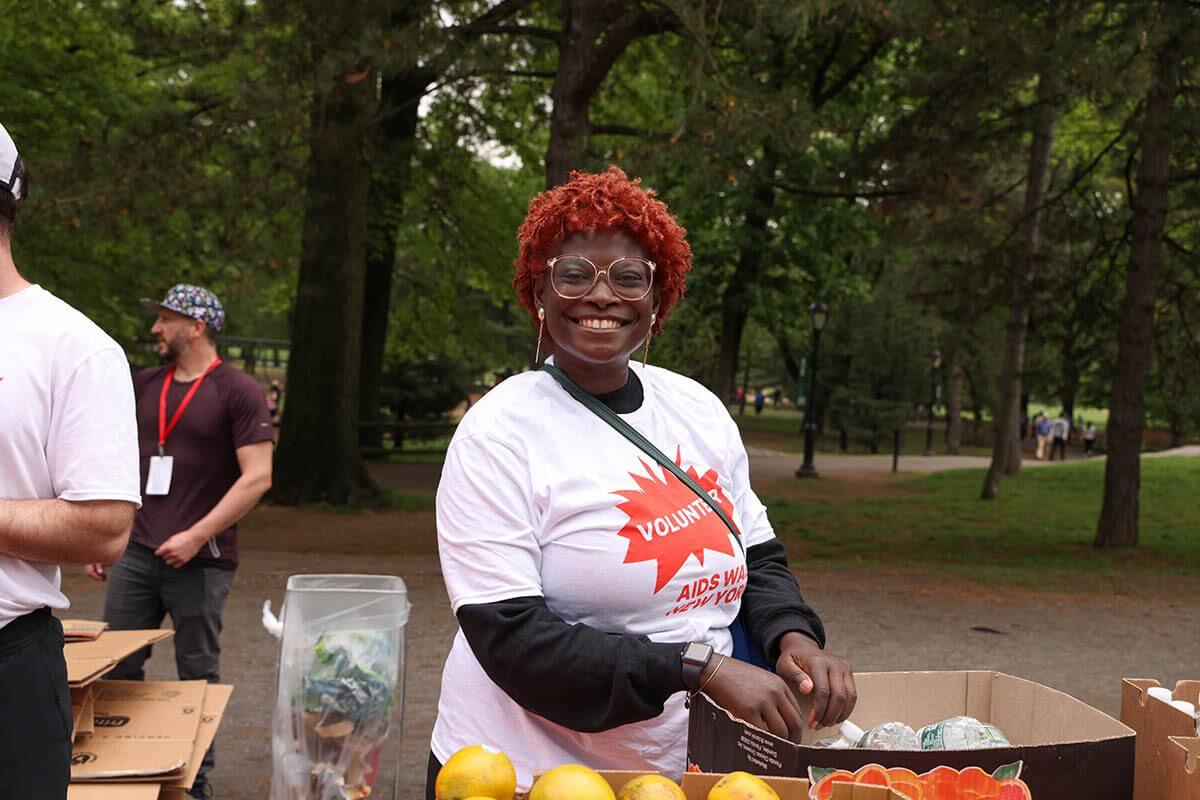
[1148,687,1174,703]
[1170,700,1196,716]
[839,720,865,743]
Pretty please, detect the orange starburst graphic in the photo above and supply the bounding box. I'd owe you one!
[612,448,741,593]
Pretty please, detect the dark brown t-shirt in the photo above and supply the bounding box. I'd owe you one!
[131,363,275,569]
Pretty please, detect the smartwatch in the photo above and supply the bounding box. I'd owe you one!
[680,641,714,691]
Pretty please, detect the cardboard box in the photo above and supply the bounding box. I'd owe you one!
[71,685,96,739]
[65,629,173,686]
[67,785,160,800]
[688,671,1135,799]
[831,787,911,800]
[1120,678,1200,800]
[62,619,109,641]
[163,683,233,790]
[553,771,808,799]
[70,680,206,782]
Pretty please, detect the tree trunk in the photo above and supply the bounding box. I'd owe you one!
[544,2,676,188]
[1095,43,1179,548]
[275,20,380,505]
[982,75,1058,500]
[358,69,428,452]
[946,347,965,454]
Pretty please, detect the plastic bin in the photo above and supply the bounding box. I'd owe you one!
[270,574,411,800]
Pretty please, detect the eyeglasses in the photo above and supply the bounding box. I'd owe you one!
[546,255,656,301]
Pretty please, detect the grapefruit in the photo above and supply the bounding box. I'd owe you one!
[853,765,891,787]
[997,781,1033,800]
[529,765,617,800]
[617,774,686,800]
[707,771,780,800]
[435,745,517,800]
[811,771,854,800]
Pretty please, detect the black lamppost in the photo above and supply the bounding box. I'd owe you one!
[796,303,829,478]
[924,348,942,456]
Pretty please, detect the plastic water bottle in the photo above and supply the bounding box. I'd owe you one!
[815,720,919,750]
[858,721,920,750]
[918,716,1010,750]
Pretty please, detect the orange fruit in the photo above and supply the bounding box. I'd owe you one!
[892,780,924,800]
[923,766,959,786]
[887,768,921,785]
[706,771,780,800]
[529,765,616,800]
[812,772,855,800]
[927,783,959,800]
[435,745,517,800]
[617,775,686,800]
[853,765,891,786]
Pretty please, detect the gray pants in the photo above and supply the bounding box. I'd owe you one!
[103,541,234,784]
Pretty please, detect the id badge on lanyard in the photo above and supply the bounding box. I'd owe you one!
[149,358,221,496]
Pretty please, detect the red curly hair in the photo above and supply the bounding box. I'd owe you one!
[514,166,692,336]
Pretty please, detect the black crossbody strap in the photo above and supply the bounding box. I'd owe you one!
[540,363,744,555]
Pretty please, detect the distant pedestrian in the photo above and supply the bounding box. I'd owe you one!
[1050,413,1070,461]
[772,386,783,409]
[267,378,283,423]
[1083,423,1097,457]
[754,387,765,416]
[90,284,275,798]
[1034,413,1051,460]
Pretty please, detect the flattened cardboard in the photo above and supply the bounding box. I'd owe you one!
[71,680,206,781]
[1121,678,1200,800]
[688,671,1135,800]
[71,685,96,739]
[65,629,173,687]
[67,784,161,800]
[62,619,109,641]
[163,683,233,791]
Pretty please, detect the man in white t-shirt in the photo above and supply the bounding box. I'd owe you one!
[0,122,141,797]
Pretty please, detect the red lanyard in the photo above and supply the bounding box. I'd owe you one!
[158,358,221,455]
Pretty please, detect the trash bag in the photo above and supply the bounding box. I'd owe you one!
[269,574,410,800]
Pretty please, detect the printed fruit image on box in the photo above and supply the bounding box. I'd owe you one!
[808,763,1031,800]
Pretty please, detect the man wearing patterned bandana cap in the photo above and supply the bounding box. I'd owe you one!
[87,284,275,799]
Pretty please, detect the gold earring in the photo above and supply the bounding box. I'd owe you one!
[534,308,545,364]
[642,312,656,367]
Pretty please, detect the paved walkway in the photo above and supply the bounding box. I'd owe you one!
[746,443,1200,481]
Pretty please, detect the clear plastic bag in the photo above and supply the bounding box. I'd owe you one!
[270,574,411,800]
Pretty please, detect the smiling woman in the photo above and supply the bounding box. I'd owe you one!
[426,168,855,795]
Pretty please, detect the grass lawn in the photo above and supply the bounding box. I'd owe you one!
[763,456,1200,590]
[733,409,994,458]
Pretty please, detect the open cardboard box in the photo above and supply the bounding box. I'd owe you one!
[688,671,1135,799]
[64,629,174,686]
[831,787,911,800]
[1120,678,1200,800]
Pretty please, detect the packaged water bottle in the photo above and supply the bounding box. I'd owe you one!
[858,721,920,750]
[815,720,919,750]
[918,716,1010,750]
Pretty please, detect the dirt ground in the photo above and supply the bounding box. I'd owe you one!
[60,461,1200,799]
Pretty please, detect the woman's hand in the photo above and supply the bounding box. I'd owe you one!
[774,631,857,729]
[700,655,806,743]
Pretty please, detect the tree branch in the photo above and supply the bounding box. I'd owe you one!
[814,38,886,110]
[772,181,911,200]
[590,122,660,137]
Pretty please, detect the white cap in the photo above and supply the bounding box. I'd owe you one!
[1148,687,1174,703]
[0,122,22,200]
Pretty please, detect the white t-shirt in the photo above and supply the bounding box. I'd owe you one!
[431,361,775,787]
[0,284,141,627]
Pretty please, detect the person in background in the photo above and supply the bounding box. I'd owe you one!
[772,386,783,409]
[1033,412,1050,460]
[754,387,766,416]
[1083,422,1098,457]
[0,121,140,798]
[267,378,283,423]
[1050,412,1070,461]
[87,285,274,799]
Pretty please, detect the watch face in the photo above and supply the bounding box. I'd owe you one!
[683,642,712,664]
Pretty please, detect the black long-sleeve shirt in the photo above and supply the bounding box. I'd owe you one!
[455,371,825,733]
